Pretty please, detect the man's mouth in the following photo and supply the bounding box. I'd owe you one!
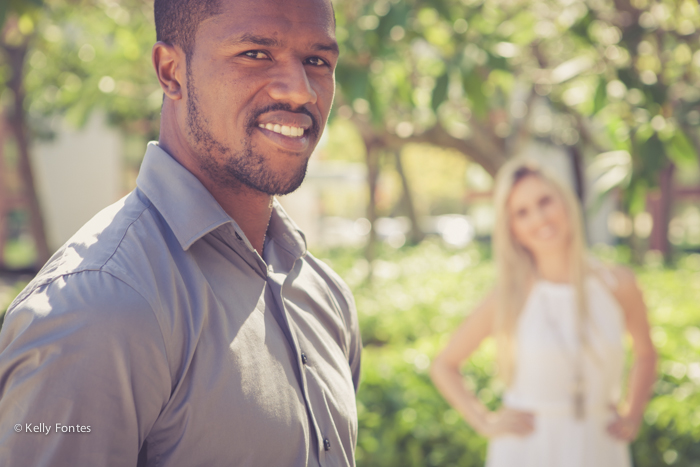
[257,123,306,138]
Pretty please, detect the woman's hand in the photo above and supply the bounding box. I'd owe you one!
[607,407,642,441]
[478,407,535,438]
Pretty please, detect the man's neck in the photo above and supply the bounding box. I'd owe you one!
[214,189,274,256]
[157,135,273,256]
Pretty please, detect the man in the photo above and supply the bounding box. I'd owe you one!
[0,0,361,465]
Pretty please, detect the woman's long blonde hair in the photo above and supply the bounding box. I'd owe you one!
[492,158,590,386]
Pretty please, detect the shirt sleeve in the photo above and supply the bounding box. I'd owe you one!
[0,270,171,467]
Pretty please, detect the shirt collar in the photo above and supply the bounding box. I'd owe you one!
[268,199,308,259]
[136,142,233,251]
[136,142,308,257]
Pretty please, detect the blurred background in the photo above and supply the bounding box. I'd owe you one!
[1,0,699,465]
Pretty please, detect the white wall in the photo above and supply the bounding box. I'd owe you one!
[32,113,123,251]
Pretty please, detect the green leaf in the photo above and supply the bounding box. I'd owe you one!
[635,134,667,190]
[431,0,453,22]
[0,3,7,30]
[593,77,607,115]
[664,130,697,169]
[462,70,487,119]
[335,65,369,102]
[627,180,648,215]
[431,72,449,113]
[634,123,654,145]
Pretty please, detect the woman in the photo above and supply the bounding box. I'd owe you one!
[430,159,657,467]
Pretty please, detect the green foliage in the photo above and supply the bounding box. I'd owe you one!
[0,280,28,329]
[317,243,700,467]
[320,240,496,465]
[633,263,700,466]
[21,0,159,139]
[3,237,37,269]
[3,0,698,202]
[0,0,43,30]
[333,0,700,198]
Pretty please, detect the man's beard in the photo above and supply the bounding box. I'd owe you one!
[185,67,319,196]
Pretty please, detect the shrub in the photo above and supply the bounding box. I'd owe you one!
[317,241,700,467]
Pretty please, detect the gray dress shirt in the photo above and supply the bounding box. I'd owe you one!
[0,143,362,467]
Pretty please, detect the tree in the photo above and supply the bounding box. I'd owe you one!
[21,0,159,139]
[332,0,700,256]
[0,0,159,267]
[5,0,699,263]
[0,0,50,267]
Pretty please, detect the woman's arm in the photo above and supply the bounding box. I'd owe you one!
[607,266,658,441]
[430,290,534,437]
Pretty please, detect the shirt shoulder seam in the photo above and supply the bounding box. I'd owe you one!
[10,267,173,390]
[98,196,153,271]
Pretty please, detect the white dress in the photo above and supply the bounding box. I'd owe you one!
[486,276,632,467]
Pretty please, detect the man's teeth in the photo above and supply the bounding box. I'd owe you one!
[258,123,305,138]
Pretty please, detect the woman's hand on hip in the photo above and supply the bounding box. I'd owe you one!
[607,407,642,441]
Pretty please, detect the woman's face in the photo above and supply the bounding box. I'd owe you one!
[507,174,571,255]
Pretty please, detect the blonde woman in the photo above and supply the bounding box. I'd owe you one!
[430,159,657,467]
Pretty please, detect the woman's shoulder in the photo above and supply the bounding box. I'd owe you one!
[587,258,643,315]
[609,265,637,287]
[587,257,637,291]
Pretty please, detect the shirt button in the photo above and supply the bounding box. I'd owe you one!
[323,438,331,451]
[234,231,243,241]
[301,353,308,364]
[267,264,273,273]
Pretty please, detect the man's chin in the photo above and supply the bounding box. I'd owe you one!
[230,162,308,197]
[269,168,308,196]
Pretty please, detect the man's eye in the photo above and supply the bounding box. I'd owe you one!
[243,51,269,60]
[305,56,328,67]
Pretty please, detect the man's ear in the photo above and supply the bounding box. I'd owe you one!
[152,41,185,101]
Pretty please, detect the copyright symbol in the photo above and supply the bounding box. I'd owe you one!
[14,424,22,433]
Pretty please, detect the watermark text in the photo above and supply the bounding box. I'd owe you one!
[14,423,91,435]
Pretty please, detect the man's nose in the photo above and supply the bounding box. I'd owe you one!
[267,60,317,106]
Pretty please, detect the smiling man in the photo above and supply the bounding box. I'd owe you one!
[0,0,361,466]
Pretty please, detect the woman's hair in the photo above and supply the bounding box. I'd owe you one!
[491,158,590,386]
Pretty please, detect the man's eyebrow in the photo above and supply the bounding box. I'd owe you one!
[224,33,339,55]
[313,42,339,55]
[225,33,281,48]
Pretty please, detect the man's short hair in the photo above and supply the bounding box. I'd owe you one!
[154,0,222,58]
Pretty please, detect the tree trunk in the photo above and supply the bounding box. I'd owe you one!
[364,141,380,280]
[648,163,674,263]
[569,146,585,202]
[0,112,7,267]
[3,39,51,267]
[393,149,423,244]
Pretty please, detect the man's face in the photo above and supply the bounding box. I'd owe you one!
[183,0,337,196]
